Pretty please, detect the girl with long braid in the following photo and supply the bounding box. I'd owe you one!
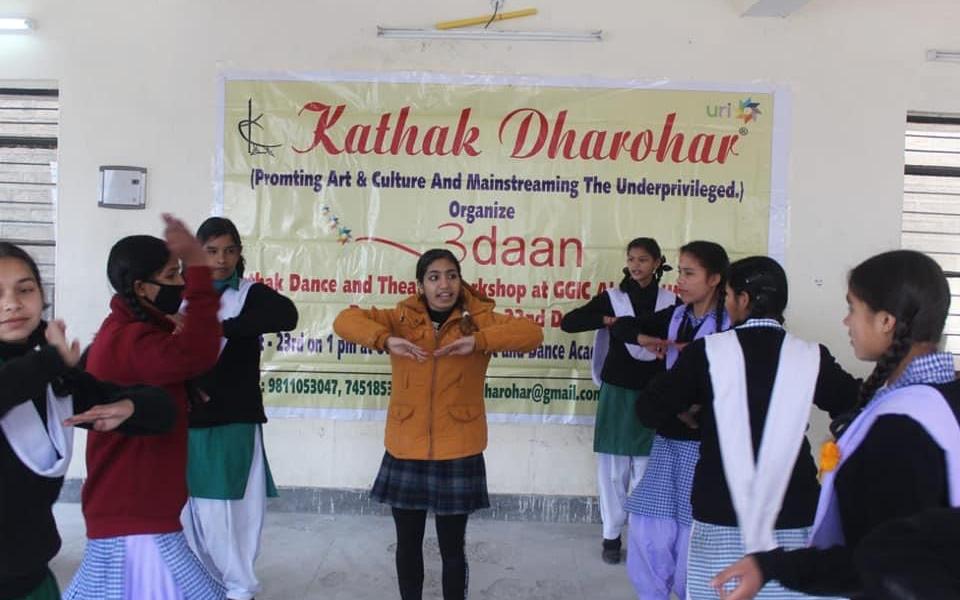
[610,240,730,600]
[712,250,960,599]
[66,215,225,600]
[559,237,677,564]
[635,256,859,599]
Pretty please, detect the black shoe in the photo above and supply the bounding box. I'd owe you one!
[601,536,622,564]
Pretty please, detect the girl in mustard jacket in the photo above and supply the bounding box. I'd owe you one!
[333,248,542,600]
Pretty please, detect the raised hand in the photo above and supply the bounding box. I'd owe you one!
[64,399,135,432]
[385,337,429,362]
[44,319,81,368]
[435,336,476,357]
[161,213,206,267]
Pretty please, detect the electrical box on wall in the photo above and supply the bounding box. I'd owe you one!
[98,166,146,209]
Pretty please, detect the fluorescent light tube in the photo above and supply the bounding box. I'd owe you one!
[0,18,32,31]
[927,49,960,63]
[377,26,602,43]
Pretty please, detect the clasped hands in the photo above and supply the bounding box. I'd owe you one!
[635,334,687,358]
[385,336,476,362]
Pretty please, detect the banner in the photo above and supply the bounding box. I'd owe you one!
[217,72,788,423]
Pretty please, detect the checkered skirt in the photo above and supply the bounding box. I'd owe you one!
[624,435,699,526]
[371,451,490,515]
[687,520,844,600]
[64,532,224,600]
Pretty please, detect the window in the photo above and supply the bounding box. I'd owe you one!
[0,88,58,317]
[903,112,960,368]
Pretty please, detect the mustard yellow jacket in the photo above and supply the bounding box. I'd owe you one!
[333,285,543,460]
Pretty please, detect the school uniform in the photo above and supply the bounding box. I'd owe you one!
[611,304,729,600]
[0,324,174,600]
[639,319,859,599]
[752,352,960,599]
[65,266,225,600]
[561,279,676,544]
[181,278,297,600]
[853,507,960,599]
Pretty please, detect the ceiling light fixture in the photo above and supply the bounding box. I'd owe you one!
[0,18,33,32]
[926,49,960,63]
[377,26,602,43]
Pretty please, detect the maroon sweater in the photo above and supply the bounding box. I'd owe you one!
[82,266,221,539]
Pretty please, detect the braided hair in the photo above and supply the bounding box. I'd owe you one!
[415,248,477,335]
[618,237,672,291]
[848,250,950,407]
[106,235,170,322]
[679,240,730,330]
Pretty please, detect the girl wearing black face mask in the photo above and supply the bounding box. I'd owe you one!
[65,215,226,600]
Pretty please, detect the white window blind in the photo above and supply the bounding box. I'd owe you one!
[902,113,960,369]
[0,88,58,317]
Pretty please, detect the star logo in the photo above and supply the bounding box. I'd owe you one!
[737,98,762,124]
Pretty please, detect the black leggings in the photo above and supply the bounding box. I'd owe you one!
[392,508,469,600]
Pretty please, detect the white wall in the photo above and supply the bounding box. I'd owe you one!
[2,0,959,494]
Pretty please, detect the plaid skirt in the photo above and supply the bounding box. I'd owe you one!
[371,451,490,515]
[624,435,699,526]
[64,532,225,600]
[687,520,843,600]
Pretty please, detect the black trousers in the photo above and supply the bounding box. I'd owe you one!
[392,508,469,600]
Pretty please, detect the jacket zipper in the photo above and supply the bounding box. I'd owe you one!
[428,328,437,460]
[428,312,462,460]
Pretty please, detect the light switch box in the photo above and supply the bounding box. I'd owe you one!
[98,166,146,209]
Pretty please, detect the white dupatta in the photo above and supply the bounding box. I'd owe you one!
[1,385,74,478]
[705,330,820,552]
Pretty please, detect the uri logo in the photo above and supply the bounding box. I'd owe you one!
[736,98,762,124]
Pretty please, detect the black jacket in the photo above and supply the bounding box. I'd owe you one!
[754,380,960,599]
[0,326,174,599]
[636,327,859,529]
[189,283,298,427]
[560,279,672,390]
[612,305,716,440]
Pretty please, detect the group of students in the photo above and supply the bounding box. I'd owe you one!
[3,216,960,600]
[1,214,296,600]
[563,236,960,599]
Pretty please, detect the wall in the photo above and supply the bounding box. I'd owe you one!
[2,0,959,498]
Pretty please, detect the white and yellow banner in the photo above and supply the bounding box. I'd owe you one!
[218,72,789,423]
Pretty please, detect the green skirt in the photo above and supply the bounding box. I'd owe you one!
[14,570,59,600]
[187,423,278,500]
[593,383,655,456]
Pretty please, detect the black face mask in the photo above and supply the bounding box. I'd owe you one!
[145,281,185,315]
